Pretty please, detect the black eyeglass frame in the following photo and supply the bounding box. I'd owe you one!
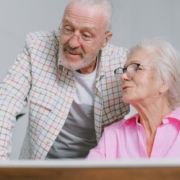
[114,63,141,74]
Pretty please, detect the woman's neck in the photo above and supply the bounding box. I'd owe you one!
[132,98,172,157]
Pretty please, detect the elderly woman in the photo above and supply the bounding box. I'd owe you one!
[86,38,180,159]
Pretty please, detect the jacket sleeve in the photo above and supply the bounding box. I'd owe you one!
[0,35,32,160]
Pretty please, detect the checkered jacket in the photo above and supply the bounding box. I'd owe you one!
[0,31,129,160]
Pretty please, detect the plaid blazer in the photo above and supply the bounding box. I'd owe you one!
[0,31,129,160]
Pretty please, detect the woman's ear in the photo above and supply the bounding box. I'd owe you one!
[159,78,172,94]
[159,83,170,94]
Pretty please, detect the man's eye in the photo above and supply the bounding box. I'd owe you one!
[63,27,73,33]
[65,28,72,31]
[82,33,91,39]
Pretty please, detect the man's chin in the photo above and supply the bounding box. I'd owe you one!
[61,61,84,71]
[59,53,96,71]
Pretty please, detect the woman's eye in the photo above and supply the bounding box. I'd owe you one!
[137,67,143,70]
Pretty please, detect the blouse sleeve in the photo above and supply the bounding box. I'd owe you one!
[86,130,106,159]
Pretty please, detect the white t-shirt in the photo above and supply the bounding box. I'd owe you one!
[46,66,97,159]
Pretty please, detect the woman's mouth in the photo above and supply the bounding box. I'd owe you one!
[122,86,131,90]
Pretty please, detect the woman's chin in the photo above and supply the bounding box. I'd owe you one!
[122,96,131,103]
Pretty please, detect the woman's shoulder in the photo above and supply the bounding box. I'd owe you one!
[105,113,139,132]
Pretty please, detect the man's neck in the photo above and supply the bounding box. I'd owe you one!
[77,58,97,74]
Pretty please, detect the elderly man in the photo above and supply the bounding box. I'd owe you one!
[0,0,129,160]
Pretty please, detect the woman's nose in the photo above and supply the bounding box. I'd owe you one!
[121,72,131,81]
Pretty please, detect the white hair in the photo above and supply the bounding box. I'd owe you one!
[128,38,180,110]
[65,0,114,30]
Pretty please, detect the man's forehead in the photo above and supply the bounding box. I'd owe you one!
[63,2,105,25]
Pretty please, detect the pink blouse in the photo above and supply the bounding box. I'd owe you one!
[87,107,180,159]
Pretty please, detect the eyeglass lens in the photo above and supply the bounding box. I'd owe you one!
[115,63,140,79]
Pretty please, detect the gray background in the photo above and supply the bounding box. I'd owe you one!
[0,0,179,159]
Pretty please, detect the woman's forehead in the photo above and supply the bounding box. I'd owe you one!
[127,50,153,65]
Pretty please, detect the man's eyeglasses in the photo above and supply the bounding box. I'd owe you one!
[58,24,107,44]
[114,63,142,79]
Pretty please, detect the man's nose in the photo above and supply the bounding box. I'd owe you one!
[68,34,81,48]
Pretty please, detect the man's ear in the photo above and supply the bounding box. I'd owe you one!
[101,31,113,49]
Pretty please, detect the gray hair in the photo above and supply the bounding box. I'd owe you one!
[65,0,114,30]
[128,38,180,110]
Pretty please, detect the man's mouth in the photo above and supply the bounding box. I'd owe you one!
[68,51,80,55]
[62,45,84,59]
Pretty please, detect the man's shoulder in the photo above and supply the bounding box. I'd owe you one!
[26,30,60,42]
[100,43,128,68]
[102,43,128,56]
